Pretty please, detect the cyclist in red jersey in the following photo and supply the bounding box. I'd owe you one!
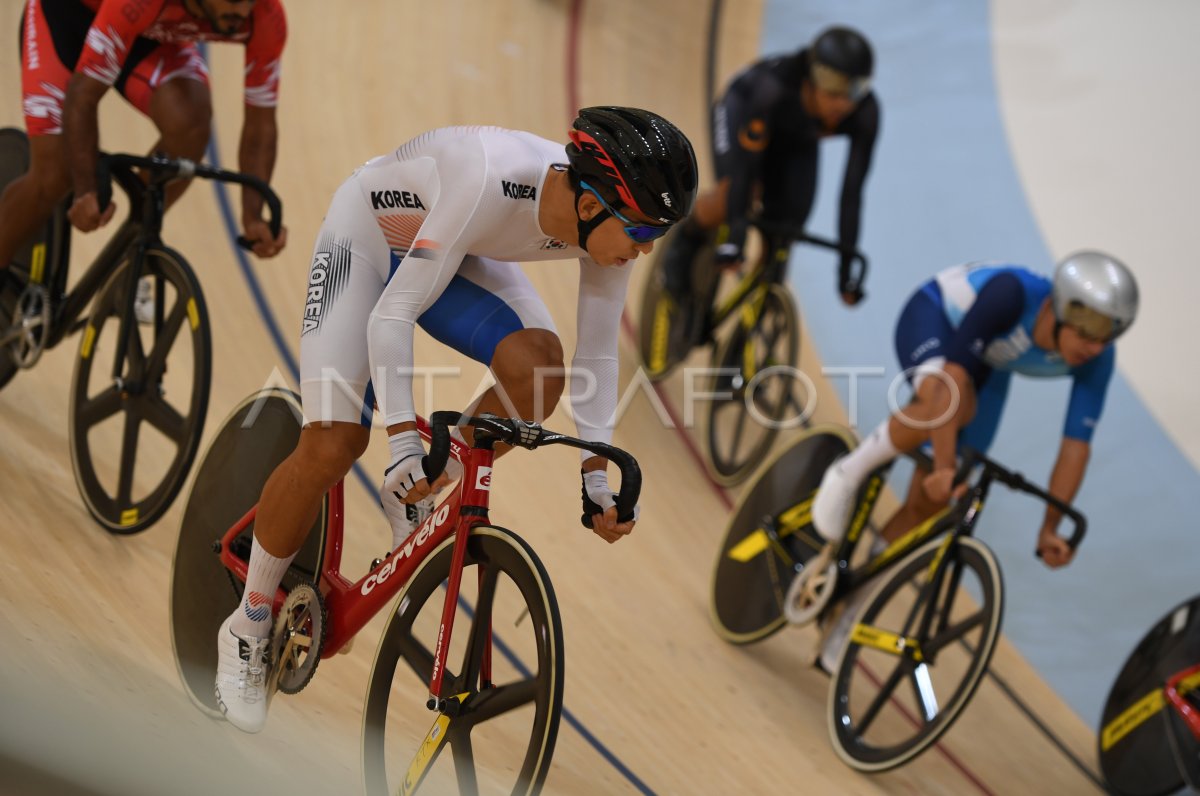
[0,0,288,270]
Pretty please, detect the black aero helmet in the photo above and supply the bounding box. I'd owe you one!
[567,106,699,225]
[808,26,874,101]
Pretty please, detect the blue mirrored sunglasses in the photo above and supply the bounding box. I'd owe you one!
[580,181,672,243]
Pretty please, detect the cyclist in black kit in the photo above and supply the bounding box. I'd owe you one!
[662,25,879,307]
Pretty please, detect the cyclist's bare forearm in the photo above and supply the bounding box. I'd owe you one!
[63,73,108,197]
[1041,437,1088,533]
[238,105,278,225]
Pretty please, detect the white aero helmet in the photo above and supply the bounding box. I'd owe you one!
[1052,251,1139,342]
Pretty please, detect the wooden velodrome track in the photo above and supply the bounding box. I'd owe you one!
[0,2,1105,793]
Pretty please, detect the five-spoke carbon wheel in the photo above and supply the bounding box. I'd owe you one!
[363,525,564,795]
[704,284,801,486]
[69,247,211,533]
[828,535,1003,772]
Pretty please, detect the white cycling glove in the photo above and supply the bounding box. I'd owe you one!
[581,469,639,522]
[382,430,427,502]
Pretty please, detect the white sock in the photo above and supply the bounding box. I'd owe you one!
[820,585,873,673]
[839,419,901,482]
[230,537,296,639]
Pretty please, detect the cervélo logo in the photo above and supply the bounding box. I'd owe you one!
[475,466,492,490]
[360,503,451,595]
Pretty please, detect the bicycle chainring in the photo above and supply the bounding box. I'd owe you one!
[783,551,838,626]
[7,284,51,368]
[270,581,326,696]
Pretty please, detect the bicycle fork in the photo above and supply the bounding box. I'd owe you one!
[426,442,497,712]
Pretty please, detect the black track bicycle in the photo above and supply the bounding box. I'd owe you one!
[637,219,866,486]
[0,127,281,533]
[709,425,1086,771]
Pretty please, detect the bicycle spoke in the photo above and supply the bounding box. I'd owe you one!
[899,580,934,638]
[76,385,124,430]
[448,727,478,796]
[116,407,142,506]
[718,398,750,462]
[466,677,540,723]
[924,610,988,658]
[142,393,188,444]
[461,565,500,686]
[855,658,913,736]
[394,632,438,685]
[144,297,188,382]
[908,663,940,723]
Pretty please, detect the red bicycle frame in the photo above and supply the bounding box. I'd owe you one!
[1166,662,1200,741]
[217,415,489,707]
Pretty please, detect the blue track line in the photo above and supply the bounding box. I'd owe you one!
[204,115,654,796]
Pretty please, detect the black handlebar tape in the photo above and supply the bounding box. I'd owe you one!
[95,156,113,215]
[422,411,460,484]
[579,447,642,529]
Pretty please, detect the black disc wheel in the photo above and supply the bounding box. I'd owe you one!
[704,284,802,486]
[363,525,564,795]
[69,246,211,533]
[710,426,854,644]
[170,388,327,717]
[828,535,1004,772]
[1099,593,1200,796]
[0,127,46,390]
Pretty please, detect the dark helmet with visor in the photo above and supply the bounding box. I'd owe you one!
[567,106,698,226]
[808,26,874,102]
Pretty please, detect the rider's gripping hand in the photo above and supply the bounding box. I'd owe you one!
[581,469,638,544]
[382,430,430,505]
[68,191,115,233]
[243,217,288,258]
[714,242,743,271]
[1036,527,1075,569]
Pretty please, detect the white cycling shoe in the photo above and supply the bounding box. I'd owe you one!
[811,457,860,543]
[214,616,273,734]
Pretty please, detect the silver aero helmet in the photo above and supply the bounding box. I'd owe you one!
[1052,251,1139,342]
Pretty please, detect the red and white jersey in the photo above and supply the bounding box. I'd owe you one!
[75,0,286,106]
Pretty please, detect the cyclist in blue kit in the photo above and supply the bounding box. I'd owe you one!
[804,252,1139,672]
[813,252,1139,562]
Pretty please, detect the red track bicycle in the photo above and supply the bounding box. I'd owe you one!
[1100,593,1200,795]
[169,387,640,794]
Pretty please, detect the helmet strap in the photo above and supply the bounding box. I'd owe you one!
[575,187,611,252]
[1052,320,1065,351]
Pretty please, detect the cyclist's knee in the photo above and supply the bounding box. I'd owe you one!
[294,423,369,485]
[692,181,728,229]
[906,475,947,517]
[150,81,213,158]
[492,329,565,413]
